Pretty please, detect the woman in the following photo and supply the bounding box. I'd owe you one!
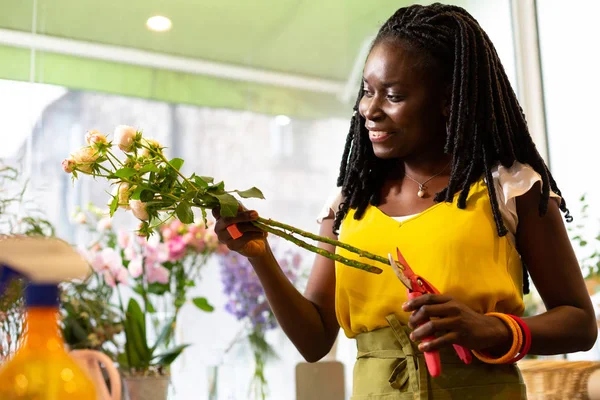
[213,3,597,399]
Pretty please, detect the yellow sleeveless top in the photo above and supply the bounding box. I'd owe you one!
[335,179,524,338]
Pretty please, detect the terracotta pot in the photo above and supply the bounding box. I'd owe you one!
[124,376,170,400]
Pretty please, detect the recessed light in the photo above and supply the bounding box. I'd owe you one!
[146,16,172,32]
[275,115,291,126]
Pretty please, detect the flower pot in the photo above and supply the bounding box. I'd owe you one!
[124,376,170,400]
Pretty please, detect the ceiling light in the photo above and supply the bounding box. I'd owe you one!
[275,115,291,126]
[146,16,172,32]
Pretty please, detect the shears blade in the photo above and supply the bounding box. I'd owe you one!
[388,252,413,290]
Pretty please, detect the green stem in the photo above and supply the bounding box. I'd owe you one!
[116,286,132,371]
[256,217,389,266]
[106,149,125,167]
[146,145,201,192]
[253,221,382,274]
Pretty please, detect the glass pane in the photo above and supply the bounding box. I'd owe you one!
[0,1,517,398]
[537,0,600,360]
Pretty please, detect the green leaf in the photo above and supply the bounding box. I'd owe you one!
[192,297,215,312]
[117,352,130,369]
[201,208,208,227]
[153,344,191,367]
[193,176,209,188]
[147,283,169,295]
[131,186,144,200]
[145,299,156,313]
[114,167,138,178]
[170,158,184,171]
[109,195,119,217]
[581,240,588,247]
[151,316,176,354]
[139,163,160,174]
[132,285,145,296]
[207,181,225,194]
[212,193,239,217]
[175,201,194,224]
[140,190,155,202]
[125,298,150,366]
[235,187,265,200]
[200,176,214,183]
[174,298,185,309]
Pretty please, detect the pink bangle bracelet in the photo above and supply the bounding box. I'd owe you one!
[507,315,531,363]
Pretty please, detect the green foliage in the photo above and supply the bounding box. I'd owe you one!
[568,194,600,278]
[118,298,189,373]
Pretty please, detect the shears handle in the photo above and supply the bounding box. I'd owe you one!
[408,291,442,377]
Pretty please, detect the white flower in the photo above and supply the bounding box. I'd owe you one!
[128,256,143,279]
[85,130,107,146]
[73,212,87,224]
[70,146,100,174]
[96,217,112,232]
[129,200,149,221]
[113,125,137,152]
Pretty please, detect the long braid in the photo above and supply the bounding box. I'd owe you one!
[332,3,571,294]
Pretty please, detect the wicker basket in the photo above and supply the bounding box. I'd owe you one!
[518,360,600,400]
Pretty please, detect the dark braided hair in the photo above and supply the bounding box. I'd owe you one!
[333,3,572,294]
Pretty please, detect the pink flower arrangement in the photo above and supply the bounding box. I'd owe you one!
[73,204,222,339]
[159,218,227,263]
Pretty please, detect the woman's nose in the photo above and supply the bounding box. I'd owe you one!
[360,96,384,121]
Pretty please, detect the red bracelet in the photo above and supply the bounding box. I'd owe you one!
[507,315,531,363]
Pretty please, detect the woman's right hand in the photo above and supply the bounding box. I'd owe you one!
[212,206,269,258]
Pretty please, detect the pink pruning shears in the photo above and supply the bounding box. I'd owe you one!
[388,247,472,377]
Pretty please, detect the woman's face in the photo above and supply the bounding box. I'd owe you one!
[359,39,448,160]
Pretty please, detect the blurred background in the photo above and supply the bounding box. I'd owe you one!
[1,0,599,399]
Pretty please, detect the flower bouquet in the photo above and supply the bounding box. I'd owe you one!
[62,126,387,274]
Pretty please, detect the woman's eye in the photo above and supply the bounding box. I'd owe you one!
[363,89,374,98]
[387,95,403,103]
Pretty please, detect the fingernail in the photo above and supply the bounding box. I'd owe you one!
[418,343,427,351]
[409,333,415,341]
[249,211,258,219]
[402,302,410,311]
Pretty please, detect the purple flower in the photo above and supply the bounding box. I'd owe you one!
[217,240,304,331]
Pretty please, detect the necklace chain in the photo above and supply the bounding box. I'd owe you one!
[404,163,450,198]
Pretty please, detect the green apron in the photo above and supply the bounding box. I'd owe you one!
[352,315,527,400]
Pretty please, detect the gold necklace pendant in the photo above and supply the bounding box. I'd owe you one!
[417,184,426,198]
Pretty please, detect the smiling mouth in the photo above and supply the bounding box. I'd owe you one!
[369,131,392,143]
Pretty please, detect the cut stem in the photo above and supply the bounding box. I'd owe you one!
[256,217,389,266]
[253,221,382,274]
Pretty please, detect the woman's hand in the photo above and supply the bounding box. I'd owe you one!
[212,206,269,258]
[403,294,512,353]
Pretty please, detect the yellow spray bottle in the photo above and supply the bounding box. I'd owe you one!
[0,236,98,399]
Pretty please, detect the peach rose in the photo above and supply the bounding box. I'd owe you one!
[71,146,100,174]
[113,125,137,152]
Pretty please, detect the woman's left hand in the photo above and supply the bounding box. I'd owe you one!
[403,294,511,353]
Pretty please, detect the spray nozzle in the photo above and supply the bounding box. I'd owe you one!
[0,237,91,305]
